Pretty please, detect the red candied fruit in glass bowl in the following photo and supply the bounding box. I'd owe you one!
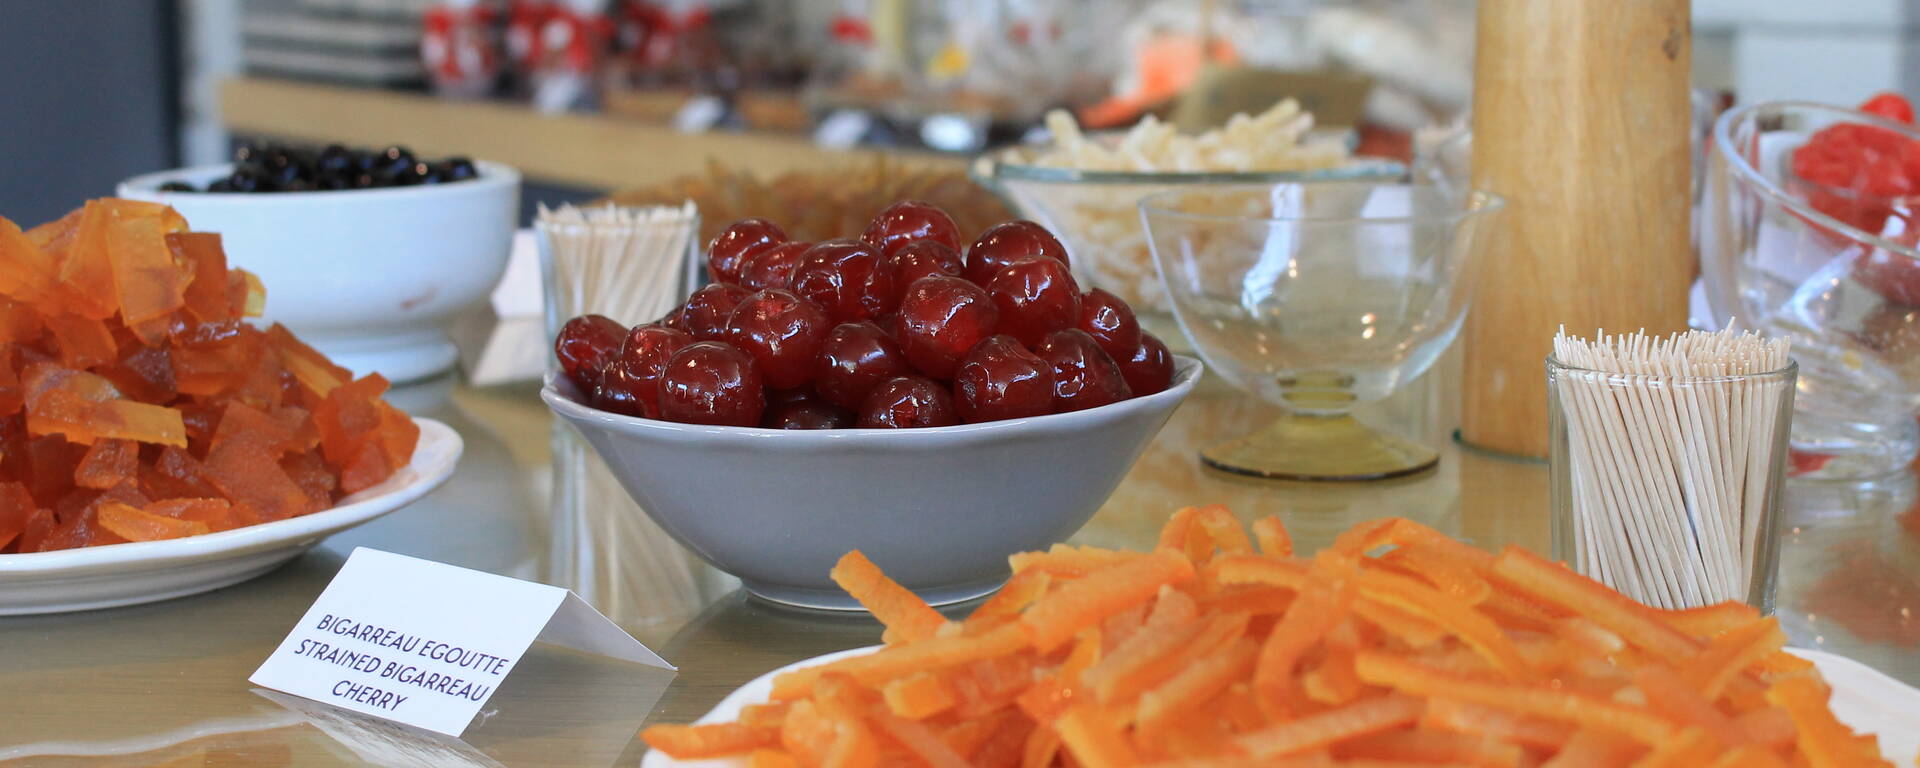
[895,276,999,379]
[707,218,786,284]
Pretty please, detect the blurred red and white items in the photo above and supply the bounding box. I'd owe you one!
[422,0,501,98]
[503,0,615,112]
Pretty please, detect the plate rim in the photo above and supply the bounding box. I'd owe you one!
[0,417,462,576]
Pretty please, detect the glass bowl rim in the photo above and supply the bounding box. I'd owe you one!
[1546,353,1798,384]
[1712,99,1920,261]
[1135,181,1506,225]
[972,148,1406,185]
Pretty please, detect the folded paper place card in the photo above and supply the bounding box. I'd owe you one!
[251,547,673,736]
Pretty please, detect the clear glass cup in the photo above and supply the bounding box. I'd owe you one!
[1140,182,1505,481]
[1548,357,1797,612]
[1702,101,1920,477]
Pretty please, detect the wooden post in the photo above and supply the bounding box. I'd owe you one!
[1462,0,1694,457]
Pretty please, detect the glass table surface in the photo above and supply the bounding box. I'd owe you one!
[2,363,1915,767]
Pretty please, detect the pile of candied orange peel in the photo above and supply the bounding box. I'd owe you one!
[644,507,1895,767]
[0,199,416,552]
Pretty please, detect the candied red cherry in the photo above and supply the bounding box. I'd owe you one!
[659,303,692,333]
[658,342,765,426]
[739,240,812,292]
[791,239,895,322]
[954,336,1055,423]
[964,220,1068,284]
[1077,288,1142,361]
[1035,329,1131,412]
[882,240,963,302]
[762,392,854,429]
[895,276,999,379]
[857,376,958,428]
[814,321,912,410]
[723,289,830,390]
[554,314,626,394]
[1117,332,1174,396]
[707,218,785,284]
[682,283,752,340]
[596,326,694,417]
[861,200,962,257]
[986,257,1081,347]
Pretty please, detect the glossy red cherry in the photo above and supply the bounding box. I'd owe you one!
[954,335,1055,423]
[739,240,812,292]
[659,303,692,333]
[964,220,1068,284]
[857,376,958,428]
[814,321,913,410]
[554,314,626,394]
[723,289,830,390]
[881,240,963,303]
[1117,332,1174,396]
[861,200,962,257]
[986,257,1081,347]
[1034,329,1131,412]
[1077,288,1142,361]
[682,283,752,340]
[658,341,765,426]
[762,392,854,429]
[895,276,999,379]
[707,218,786,284]
[595,326,694,417]
[791,239,895,322]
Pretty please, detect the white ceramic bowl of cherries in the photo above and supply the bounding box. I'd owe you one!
[551,201,1182,428]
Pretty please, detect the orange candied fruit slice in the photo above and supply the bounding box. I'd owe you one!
[97,500,209,541]
[22,363,186,447]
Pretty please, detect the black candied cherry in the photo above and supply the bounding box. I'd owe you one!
[596,326,694,417]
[895,276,999,379]
[1035,329,1131,412]
[554,314,626,394]
[682,283,752,340]
[158,181,197,192]
[738,240,812,292]
[441,157,479,181]
[707,219,786,284]
[1077,288,1142,361]
[724,289,830,390]
[881,241,963,302]
[858,376,958,428]
[861,200,962,257]
[1117,332,1174,396]
[763,391,854,429]
[790,239,894,322]
[986,257,1081,347]
[658,342,766,426]
[814,321,912,410]
[964,220,1068,284]
[953,336,1055,423]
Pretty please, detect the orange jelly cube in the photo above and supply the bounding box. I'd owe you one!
[0,217,59,304]
[0,357,22,417]
[42,312,117,369]
[211,401,298,458]
[73,438,137,489]
[0,297,44,345]
[22,363,187,447]
[146,497,236,532]
[57,201,121,320]
[13,508,54,553]
[0,481,35,550]
[203,432,320,522]
[167,232,232,325]
[106,211,190,326]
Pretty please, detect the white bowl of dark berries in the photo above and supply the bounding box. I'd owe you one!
[116,143,519,383]
[541,202,1201,609]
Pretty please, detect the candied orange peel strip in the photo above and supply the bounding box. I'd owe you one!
[641,510,1896,768]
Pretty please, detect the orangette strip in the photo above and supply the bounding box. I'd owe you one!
[1251,515,1292,557]
[772,623,1029,699]
[1491,547,1701,661]
[1353,652,1677,744]
[1235,694,1425,757]
[831,550,948,644]
[1021,549,1195,652]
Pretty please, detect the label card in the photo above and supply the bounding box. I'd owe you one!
[251,547,673,736]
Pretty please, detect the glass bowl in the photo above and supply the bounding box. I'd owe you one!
[971,146,1405,342]
[1702,101,1920,477]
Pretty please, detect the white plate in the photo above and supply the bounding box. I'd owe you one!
[640,646,1920,768]
[0,418,462,615]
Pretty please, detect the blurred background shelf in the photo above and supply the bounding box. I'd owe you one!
[217,77,962,191]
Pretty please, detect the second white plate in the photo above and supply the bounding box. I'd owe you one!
[640,645,1920,767]
[0,417,463,615]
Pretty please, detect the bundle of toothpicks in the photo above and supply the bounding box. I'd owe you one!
[1551,327,1792,610]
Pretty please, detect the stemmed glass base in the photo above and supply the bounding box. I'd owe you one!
[1200,411,1440,482]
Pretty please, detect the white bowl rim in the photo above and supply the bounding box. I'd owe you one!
[0,417,462,575]
[116,159,521,202]
[542,355,1203,443]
